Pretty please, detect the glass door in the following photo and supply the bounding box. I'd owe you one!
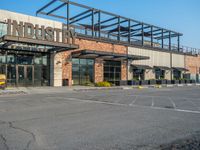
[18,66,25,86]
[26,66,33,85]
[17,65,33,86]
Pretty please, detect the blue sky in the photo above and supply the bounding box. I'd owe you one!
[0,0,199,48]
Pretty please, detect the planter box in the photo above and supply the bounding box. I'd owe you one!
[140,80,149,85]
[166,80,171,84]
[149,80,156,85]
[127,80,139,85]
[171,80,179,84]
[156,80,167,85]
[185,80,190,84]
[119,80,127,86]
[190,80,196,84]
[179,80,185,84]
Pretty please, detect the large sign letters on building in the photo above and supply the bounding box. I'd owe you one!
[6,19,77,44]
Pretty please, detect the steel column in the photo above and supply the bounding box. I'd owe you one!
[161,29,164,49]
[142,23,144,46]
[128,19,131,43]
[92,9,94,37]
[169,31,171,50]
[151,26,153,47]
[178,35,180,51]
[118,17,120,42]
[98,11,101,38]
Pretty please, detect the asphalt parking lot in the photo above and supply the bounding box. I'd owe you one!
[0,86,200,150]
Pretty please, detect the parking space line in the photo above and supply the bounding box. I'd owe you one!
[168,97,176,109]
[63,97,200,114]
[129,96,138,106]
[151,97,154,107]
[183,98,200,111]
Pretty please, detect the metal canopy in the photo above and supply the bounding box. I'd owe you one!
[154,66,172,70]
[0,35,79,52]
[72,50,150,60]
[131,64,153,70]
[36,0,183,52]
[172,67,189,72]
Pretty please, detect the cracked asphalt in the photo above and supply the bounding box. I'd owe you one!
[0,86,200,150]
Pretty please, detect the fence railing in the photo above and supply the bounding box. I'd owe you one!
[72,24,200,55]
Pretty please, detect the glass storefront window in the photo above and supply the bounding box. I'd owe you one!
[72,58,94,85]
[17,55,33,65]
[0,64,6,74]
[155,69,165,79]
[104,61,121,82]
[0,50,50,87]
[133,69,145,80]
[173,70,181,80]
[42,55,48,66]
[0,54,6,63]
[34,55,43,65]
[7,54,16,64]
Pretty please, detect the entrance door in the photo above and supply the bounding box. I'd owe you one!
[17,65,33,86]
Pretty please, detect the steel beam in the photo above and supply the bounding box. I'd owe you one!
[36,0,57,15]
[69,9,91,21]
[94,16,117,26]
[69,12,98,24]
[47,3,66,15]
[39,12,68,20]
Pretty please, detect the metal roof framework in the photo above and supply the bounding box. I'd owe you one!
[36,0,183,51]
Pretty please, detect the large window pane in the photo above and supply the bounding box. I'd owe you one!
[17,55,33,65]
[103,61,121,82]
[0,54,6,63]
[7,54,16,64]
[72,58,94,85]
[0,64,6,74]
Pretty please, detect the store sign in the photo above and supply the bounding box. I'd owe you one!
[6,19,76,44]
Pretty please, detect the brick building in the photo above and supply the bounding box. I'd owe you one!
[0,1,200,87]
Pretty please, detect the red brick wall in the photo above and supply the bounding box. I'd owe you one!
[121,60,128,80]
[185,55,200,74]
[61,38,127,86]
[94,58,104,83]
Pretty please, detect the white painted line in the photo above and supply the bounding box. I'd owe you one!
[151,97,154,107]
[129,96,138,106]
[183,98,200,111]
[64,97,200,114]
[168,97,176,109]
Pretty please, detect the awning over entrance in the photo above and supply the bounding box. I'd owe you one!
[72,50,149,60]
[172,67,189,72]
[131,64,152,70]
[154,66,172,70]
[0,35,79,52]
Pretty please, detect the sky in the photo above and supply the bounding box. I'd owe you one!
[0,0,199,48]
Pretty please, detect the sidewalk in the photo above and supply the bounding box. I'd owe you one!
[0,83,199,96]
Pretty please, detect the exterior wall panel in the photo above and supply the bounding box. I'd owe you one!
[128,47,171,80]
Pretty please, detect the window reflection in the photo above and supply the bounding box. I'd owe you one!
[104,61,121,82]
[72,58,94,85]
